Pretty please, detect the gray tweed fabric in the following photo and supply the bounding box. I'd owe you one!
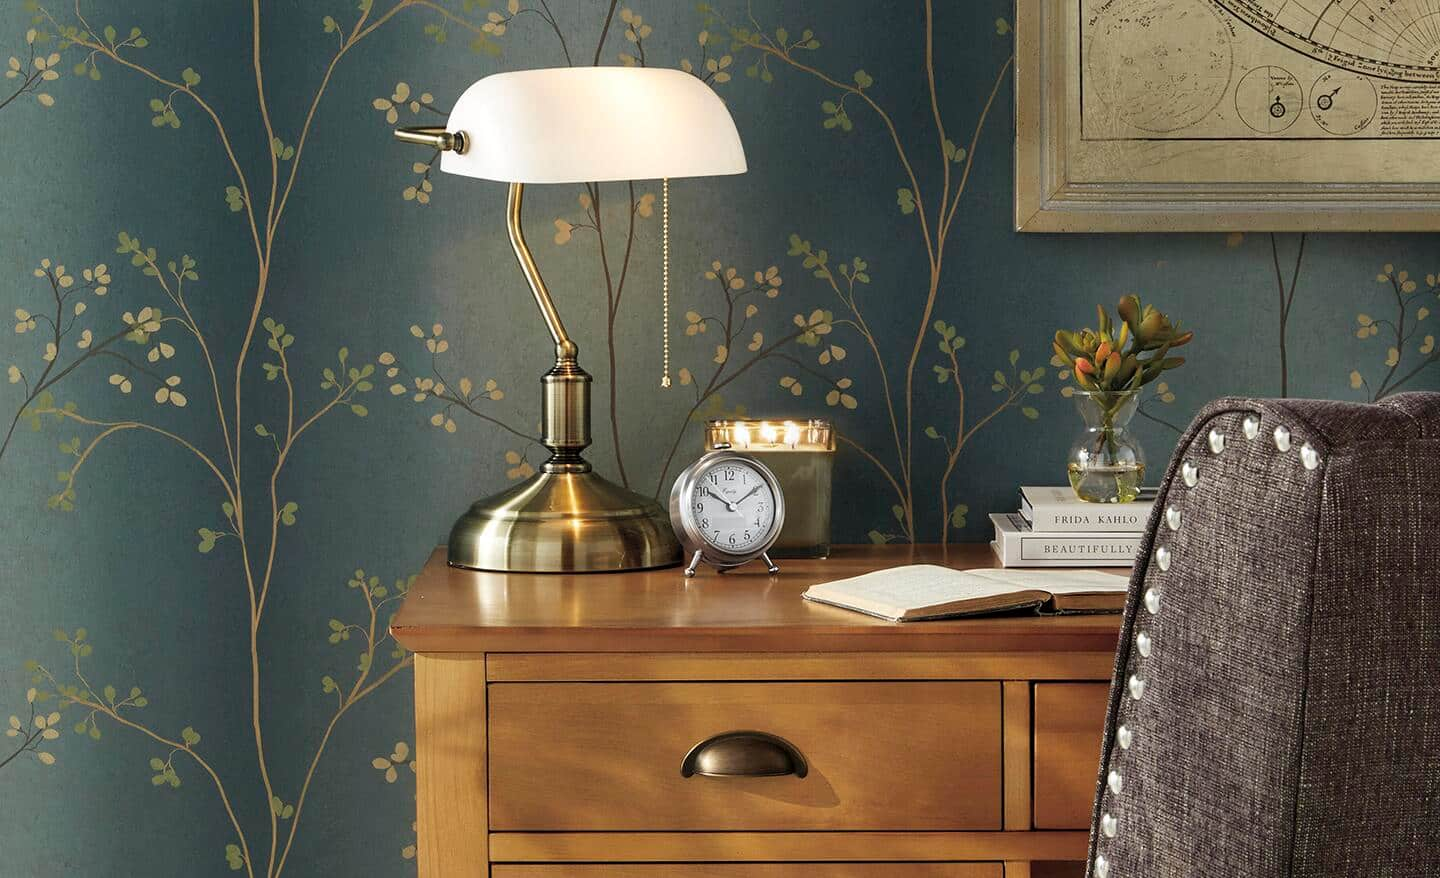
[1085,393,1440,878]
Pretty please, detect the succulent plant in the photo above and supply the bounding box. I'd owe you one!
[1053,295,1193,397]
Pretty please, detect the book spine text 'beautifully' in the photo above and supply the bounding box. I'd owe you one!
[1019,536,1141,561]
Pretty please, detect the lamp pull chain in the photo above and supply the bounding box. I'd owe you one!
[660,176,671,389]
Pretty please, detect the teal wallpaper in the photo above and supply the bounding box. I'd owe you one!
[0,0,1435,873]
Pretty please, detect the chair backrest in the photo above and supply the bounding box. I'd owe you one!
[1086,393,1440,878]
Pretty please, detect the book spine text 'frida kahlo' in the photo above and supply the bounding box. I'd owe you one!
[1021,489,1152,532]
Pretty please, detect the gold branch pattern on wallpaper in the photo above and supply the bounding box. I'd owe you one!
[1352,265,1440,400]
[1,1,1433,874]
[0,0,515,874]
[389,1,1042,544]
[699,2,1042,543]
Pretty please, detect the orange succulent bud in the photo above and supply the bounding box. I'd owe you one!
[1103,351,1122,382]
[1075,357,1095,375]
[1095,341,1112,362]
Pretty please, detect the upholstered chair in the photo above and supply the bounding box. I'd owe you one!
[1086,393,1440,878]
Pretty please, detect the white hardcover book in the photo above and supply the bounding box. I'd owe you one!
[990,513,1140,568]
[1019,486,1154,533]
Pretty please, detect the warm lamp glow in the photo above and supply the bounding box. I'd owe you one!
[705,419,835,558]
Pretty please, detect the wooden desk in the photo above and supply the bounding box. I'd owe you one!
[392,545,1122,878]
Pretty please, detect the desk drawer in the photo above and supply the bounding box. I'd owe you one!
[493,867,1002,878]
[1032,683,1109,829]
[488,681,1002,831]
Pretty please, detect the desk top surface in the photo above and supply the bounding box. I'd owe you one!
[391,544,1126,654]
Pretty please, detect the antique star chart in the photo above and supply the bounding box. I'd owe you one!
[1014,0,1440,231]
[1083,0,1440,139]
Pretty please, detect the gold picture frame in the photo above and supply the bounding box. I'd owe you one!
[1015,0,1440,232]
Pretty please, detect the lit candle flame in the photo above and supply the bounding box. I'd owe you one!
[783,422,801,447]
[733,423,751,448]
[759,422,778,444]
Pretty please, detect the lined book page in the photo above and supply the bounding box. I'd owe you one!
[962,567,1129,594]
[802,564,1128,620]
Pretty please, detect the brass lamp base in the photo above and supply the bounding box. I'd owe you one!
[447,469,682,573]
[443,180,682,573]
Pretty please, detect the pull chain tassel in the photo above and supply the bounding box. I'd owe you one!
[660,176,671,389]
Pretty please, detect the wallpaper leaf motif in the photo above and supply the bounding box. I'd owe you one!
[1,26,63,110]
[1353,265,1440,399]
[700,2,1034,542]
[389,2,1038,542]
[378,6,722,492]
[0,1,1434,874]
[0,1,513,875]
[652,260,850,496]
[2,257,133,468]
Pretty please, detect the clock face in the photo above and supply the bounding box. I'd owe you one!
[688,459,778,554]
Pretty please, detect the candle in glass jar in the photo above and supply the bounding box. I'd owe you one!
[705,418,835,558]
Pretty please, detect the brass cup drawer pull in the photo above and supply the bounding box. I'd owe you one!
[680,731,808,779]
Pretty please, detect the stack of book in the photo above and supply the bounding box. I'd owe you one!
[989,486,1156,568]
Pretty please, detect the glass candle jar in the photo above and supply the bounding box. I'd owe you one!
[705,419,835,558]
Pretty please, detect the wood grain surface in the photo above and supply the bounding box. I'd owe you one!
[488,681,1002,831]
[1032,683,1110,829]
[392,544,1125,653]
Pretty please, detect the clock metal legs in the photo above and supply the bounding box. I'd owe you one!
[685,550,704,578]
[684,550,781,577]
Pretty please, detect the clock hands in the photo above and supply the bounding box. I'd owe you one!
[703,487,738,512]
[732,484,764,506]
[702,483,764,513]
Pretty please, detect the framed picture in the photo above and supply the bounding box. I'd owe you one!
[1015,0,1440,232]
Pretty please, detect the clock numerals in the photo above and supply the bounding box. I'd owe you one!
[682,458,778,557]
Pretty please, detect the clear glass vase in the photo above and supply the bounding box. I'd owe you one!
[1067,390,1146,504]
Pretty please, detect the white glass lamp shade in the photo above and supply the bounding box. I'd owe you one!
[439,67,746,184]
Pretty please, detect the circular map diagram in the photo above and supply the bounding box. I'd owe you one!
[1085,0,1234,133]
[1214,0,1440,82]
[1236,66,1304,133]
[1310,70,1379,134]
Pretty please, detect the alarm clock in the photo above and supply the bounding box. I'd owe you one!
[669,449,786,577]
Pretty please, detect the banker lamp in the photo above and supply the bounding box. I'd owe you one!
[395,67,746,573]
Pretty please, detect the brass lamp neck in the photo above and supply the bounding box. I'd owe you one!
[505,181,590,473]
[507,182,577,364]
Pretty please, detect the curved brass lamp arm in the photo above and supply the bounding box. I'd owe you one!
[507,182,577,363]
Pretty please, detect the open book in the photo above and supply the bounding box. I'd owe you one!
[801,564,1129,622]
